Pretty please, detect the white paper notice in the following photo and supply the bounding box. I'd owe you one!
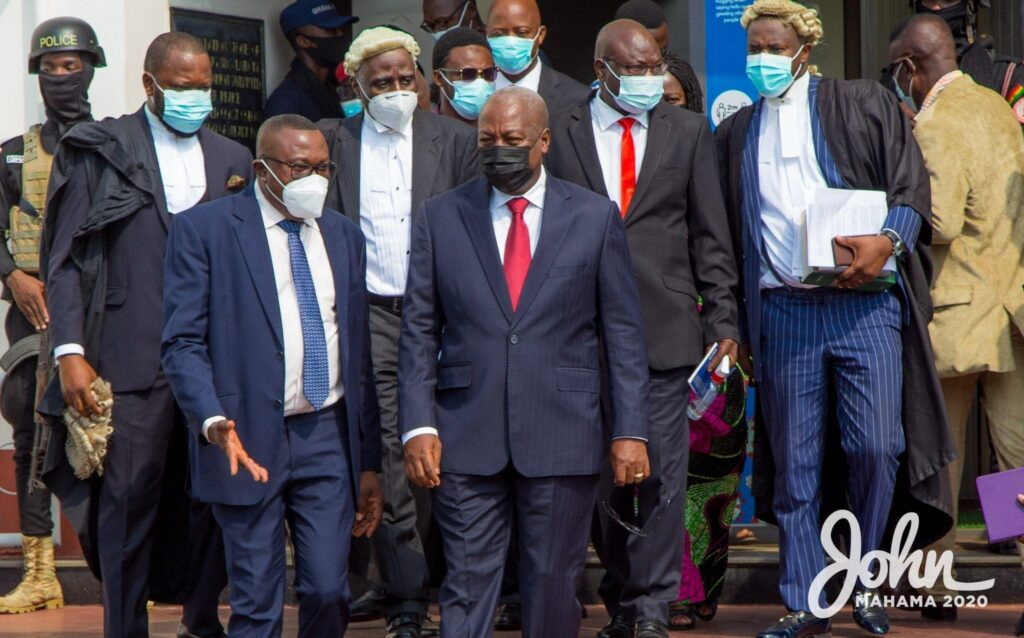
[805,188,896,272]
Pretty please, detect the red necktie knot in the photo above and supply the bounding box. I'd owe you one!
[618,117,635,132]
[507,196,529,217]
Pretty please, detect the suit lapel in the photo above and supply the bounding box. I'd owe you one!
[566,102,609,197]
[741,100,764,252]
[232,187,284,346]
[411,113,441,217]
[134,108,170,230]
[317,215,351,371]
[337,115,363,223]
[511,178,573,327]
[625,105,669,224]
[808,77,848,189]
[458,179,514,323]
[198,127,218,204]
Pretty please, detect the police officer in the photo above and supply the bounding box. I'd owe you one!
[0,16,104,616]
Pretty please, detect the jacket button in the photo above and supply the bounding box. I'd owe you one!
[276,351,284,361]
[510,334,519,345]
[273,399,283,410]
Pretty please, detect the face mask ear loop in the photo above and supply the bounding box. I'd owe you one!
[258,159,290,209]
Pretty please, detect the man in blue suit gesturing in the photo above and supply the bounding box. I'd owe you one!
[399,87,651,638]
[162,114,383,638]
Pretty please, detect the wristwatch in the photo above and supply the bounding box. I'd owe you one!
[879,229,906,257]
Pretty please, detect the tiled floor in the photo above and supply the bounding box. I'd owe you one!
[0,604,1021,637]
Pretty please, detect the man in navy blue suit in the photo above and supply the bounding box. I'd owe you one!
[43,32,253,638]
[398,87,651,638]
[161,114,383,637]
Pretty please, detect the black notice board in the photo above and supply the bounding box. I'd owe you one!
[170,9,265,153]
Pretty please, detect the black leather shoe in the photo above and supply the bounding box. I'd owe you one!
[853,590,890,635]
[757,611,832,638]
[597,612,633,638]
[494,602,522,631]
[349,587,386,622]
[634,618,669,638]
[385,612,422,638]
[920,605,957,622]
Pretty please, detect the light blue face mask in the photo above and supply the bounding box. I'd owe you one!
[431,2,470,41]
[488,32,539,76]
[602,61,665,115]
[441,76,494,120]
[148,73,212,135]
[745,45,804,98]
[341,98,364,118]
[892,62,919,114]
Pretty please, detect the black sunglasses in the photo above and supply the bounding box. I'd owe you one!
[440,66,499,82]
[600,485,672,537]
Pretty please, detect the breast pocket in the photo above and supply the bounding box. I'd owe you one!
[105,287,126,307]
[549,264,586,278]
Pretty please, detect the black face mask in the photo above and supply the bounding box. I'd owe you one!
[917,1,969,39]
[39,63,94,124]
[305,35,347,70]
[480,144,536,194]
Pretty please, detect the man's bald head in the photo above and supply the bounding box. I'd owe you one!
[595,18,660,61]
[889,13,957,65]
[480,86,548,135]
[488,0,541,26]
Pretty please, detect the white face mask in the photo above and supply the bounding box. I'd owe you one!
[260,160,329,220]
[358,81,418,131]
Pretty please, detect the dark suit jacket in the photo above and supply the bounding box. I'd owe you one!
[317,110,479,224]
[537,65,591,115]
[161,187,381,506]
[398,176,649,477]
[46,107,253,392]
[546,98,740,371]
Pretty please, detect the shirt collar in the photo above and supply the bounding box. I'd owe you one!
[490,166,547,211]
[497,60,543,92]
[590,93,651,132]
[254,181,318,231]
[766,71,811,109]
[363,108,414,138]
[144,103,197,144]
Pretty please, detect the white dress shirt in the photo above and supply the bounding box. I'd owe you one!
[756,72,827,289]
[400,169,549,446]
[590,95,649,213]
[144,104,206,214]
[494,59,543,94]
[54,105,208,360]
[359,114,413,297]
[202,184,343,439]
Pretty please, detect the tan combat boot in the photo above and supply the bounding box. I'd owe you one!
[0,535,64,613]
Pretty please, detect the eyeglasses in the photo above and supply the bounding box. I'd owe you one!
[440,66,499,82]
[602,57,668,77]
[260,157,336,179]
[421,0,469,33]
[600,486,671,537]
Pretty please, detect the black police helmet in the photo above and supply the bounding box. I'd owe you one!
[29,16,106,74]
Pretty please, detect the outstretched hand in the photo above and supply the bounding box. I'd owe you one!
[208,419,269,483]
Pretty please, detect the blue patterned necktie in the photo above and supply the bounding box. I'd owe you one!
[277,220,329,410]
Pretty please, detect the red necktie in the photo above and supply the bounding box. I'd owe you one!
[503,196,531,310]
[618,117,636,218]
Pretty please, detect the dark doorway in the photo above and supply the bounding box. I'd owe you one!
[539,0,623,83]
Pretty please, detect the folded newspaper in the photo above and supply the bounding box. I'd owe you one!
[63,377,114,480]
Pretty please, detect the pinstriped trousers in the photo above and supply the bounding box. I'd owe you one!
[759,287,905,612]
